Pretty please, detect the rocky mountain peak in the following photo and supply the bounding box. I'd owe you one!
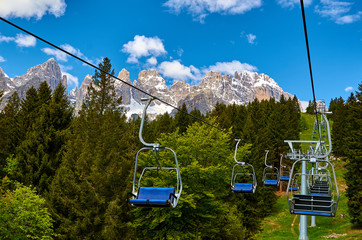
[136,69,167,91]
[204,71,222,79]
[170,80,191,104]
[81,75,93,89]
[0,58,64,109]
[117,69,131,83]
[0,67,8,79]
[138,69,161,79]
[1,59,296,116]
[27,58,60,77]
[12,58,62,89]
[199,71,232,96]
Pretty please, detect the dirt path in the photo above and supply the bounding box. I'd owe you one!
[291,215,298,236]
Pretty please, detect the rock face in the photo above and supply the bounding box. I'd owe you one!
[0,58,67,109]
[171,70,292,114]
[0,59,294,115]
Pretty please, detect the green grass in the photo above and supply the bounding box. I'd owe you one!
[255,189,360,239]
[255,114,361,239]
[255,163,361,239]
[299,113,317,141]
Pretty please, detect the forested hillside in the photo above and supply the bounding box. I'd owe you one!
[0,58,360,239]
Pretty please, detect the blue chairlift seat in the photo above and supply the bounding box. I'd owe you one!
[280,176,290,181]
[289,186,298,191]
[264,180,278,186]
[232,183,253,193]
[294,211,333,217]
[129,187,175,207]
[310,193,330,197]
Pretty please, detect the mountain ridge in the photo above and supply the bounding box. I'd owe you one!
[0,59,295,115]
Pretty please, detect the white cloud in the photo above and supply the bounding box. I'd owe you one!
[42,47,68,61]
[14,33,36,47]
[41,43,92,63]
[0,34,14,43]
[122,35,167,63]
[335,11,362,24]
[345,86,353,92]
[147,57,158,65]
[246,33,256,44]
[59,64,73,72]
[158,60,199,80]
[176,48,184,57]
[62,72,79,90]
[277,0,313,8]
[157,59,258,84]
[0,33,36,47]
[315,0,361,24]
[0,0,66,19]
[205,60,258,75]
[62,44,83,57]
[0,56,5,62]
[163,0,262,23]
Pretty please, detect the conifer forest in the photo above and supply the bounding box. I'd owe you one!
[0,58,361,239]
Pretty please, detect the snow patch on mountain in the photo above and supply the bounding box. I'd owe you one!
[123,94,173,119]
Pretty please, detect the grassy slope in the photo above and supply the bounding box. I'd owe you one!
[255,113,362,240]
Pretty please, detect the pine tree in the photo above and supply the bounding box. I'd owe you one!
[11,82,72,194]
[344,84,362,225]
[19,86,39,134]
[175,103,191,134]
[0,92,21,177]
[86,57,121,115]
[331,97,347,156]
[189,107,203,125]
[48,58,135,239]
[153,112,175,139]
[306,100,315,114]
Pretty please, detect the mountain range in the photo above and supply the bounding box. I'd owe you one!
[0,58,294,116]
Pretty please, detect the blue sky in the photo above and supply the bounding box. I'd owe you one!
[0,0,361,105]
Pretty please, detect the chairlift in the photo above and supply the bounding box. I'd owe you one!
[287,158,338,217]
[262,150,280,187]
[308,164,332,196]
[279,154,290,182]
[287,112,338,217]
[289,179,299,191]
[127,98,182,208]
[231,139,257,193]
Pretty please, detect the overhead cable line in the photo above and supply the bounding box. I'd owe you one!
[299,0,321,135]
[0,16,240,140]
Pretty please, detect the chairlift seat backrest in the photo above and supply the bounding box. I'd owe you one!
[291,194,334,216]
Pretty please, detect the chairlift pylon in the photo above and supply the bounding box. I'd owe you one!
[127,98,182,208]
[231,139,257,193]
[286,112,339,217]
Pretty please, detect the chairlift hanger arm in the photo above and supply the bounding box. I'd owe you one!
[264,150,270,167]
[280,154,285,168]
[139,98,160,148]
[234,139,243,164]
